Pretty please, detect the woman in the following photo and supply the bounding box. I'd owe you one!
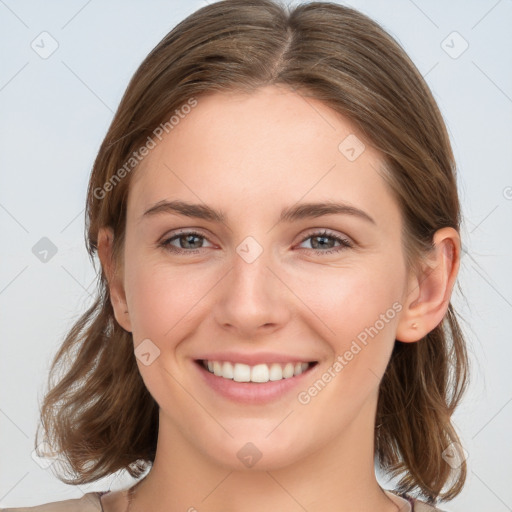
[2,0,469,510]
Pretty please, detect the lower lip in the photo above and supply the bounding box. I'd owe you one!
[194,360,317,404]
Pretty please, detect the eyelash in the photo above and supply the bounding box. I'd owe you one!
[159,229,354,255]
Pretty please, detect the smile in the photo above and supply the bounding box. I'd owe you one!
[194,356,319,404]
[201,360,315,383]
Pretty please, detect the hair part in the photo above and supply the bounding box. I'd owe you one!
[36,0,469,504]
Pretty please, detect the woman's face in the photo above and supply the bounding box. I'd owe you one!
[109,85,413,470]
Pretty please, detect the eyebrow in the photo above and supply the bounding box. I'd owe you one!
[141,199,376,225]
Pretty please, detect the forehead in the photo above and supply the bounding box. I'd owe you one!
[127,85,399,227]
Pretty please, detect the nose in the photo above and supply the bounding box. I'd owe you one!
[212,243,292,339]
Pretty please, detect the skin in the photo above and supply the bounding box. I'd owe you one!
[98,84,460,512]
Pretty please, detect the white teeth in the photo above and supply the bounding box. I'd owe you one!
[269,363,283,381]
[222,361,234,379]
[213,361,223,376]
[251,364,269,383]
[203,360,312,382]
[233,363,251,382]
[283,363,294,378]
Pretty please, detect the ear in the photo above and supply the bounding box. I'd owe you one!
[97,226,132,333]
[396,227,460,343]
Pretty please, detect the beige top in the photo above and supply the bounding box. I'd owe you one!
[0,488,447,511]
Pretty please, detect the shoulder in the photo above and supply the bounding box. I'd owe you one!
[0,492,105,512]
[0,490,451,512]
[387,489,449,512]
[409,495,449,512]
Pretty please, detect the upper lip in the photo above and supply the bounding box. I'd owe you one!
[195,352,318,366]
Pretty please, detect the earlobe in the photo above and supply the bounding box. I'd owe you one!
[395,227,460,343]
[97,227,132,333]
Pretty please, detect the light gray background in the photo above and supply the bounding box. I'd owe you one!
[1,0,511,510]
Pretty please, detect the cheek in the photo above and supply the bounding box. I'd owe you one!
[293,262,403,393]
[123,258,215,402]
[289,273,401,431]
[125,257,215,340]
[295,262,402,339]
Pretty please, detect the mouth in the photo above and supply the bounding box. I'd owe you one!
[193,358,319,404]
[197,359,318,383]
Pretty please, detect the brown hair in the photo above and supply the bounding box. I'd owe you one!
[35,0,470,505]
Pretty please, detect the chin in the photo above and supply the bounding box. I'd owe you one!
[198,429,315,472]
